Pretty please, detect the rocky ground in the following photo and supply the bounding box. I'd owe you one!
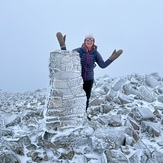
[1,72,163,163]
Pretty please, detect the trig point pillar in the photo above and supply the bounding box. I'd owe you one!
[45,50,86,132]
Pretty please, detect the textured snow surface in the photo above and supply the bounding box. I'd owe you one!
[1,72,163,162]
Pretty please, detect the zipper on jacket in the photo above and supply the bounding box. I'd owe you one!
[84,52,90,81]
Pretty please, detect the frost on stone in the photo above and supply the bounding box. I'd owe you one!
[129,149,151,163]
[105,89,118,102]
[158,95,163,103]
[141,121,160,137]
[45,50,86,132]
[112,78,127,91]
[107,115,122,127]
[138,86,156,102]
[1,59,163,162]
[118,92,134,104]
[145,75,160,88]
[105,150,128,163]
[123,83,139,96]
[129,107,156,122]
[93,127,130,150]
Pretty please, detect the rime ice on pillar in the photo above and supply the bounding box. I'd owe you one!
[45,50,86,132]
[0,117,4,144]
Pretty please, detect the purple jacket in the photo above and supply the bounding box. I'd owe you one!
[74,46,112,81]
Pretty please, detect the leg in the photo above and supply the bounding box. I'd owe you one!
[83,80,93,111]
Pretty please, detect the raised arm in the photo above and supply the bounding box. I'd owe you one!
[95,51,112,68]
[95,49,123,68]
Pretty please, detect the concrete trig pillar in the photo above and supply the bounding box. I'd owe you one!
[45,50,86,132]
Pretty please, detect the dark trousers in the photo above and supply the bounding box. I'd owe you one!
[83,80,93,110]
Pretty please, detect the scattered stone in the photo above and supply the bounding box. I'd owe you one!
[1,51,163,162]
[138,86,156,102]
[141,121,160,137]
[145,75,160,88]
[129,107,156,122]
[105,149,129,163]
[107,115,122,127]
[112,78,127,91]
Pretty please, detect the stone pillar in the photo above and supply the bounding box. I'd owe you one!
[45,50,86,132]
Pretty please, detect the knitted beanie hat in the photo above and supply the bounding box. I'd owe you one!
[84,33,95,41]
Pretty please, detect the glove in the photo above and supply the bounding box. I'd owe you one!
[56,32,66,49]
[109,49,123,61]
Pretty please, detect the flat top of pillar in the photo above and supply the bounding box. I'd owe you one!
[50,50,79,56]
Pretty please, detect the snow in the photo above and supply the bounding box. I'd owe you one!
[1,72,163,162]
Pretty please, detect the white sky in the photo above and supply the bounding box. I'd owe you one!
[0,0,163,93]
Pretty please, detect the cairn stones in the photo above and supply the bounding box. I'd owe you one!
[45,50,86,132]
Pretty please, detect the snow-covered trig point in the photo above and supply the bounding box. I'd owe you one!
[45,50,86,132]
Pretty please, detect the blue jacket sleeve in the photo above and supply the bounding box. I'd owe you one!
[72,48,81,52]
[95,51,112,68]
[72,48,82,57]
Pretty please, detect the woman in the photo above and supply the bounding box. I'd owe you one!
[56,32,123,112]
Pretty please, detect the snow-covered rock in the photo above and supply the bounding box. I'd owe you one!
[1,50,163,162]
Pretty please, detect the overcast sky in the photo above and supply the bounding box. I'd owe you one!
[0,0,163,93]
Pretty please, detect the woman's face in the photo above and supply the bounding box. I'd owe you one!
[85,38,94,49]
